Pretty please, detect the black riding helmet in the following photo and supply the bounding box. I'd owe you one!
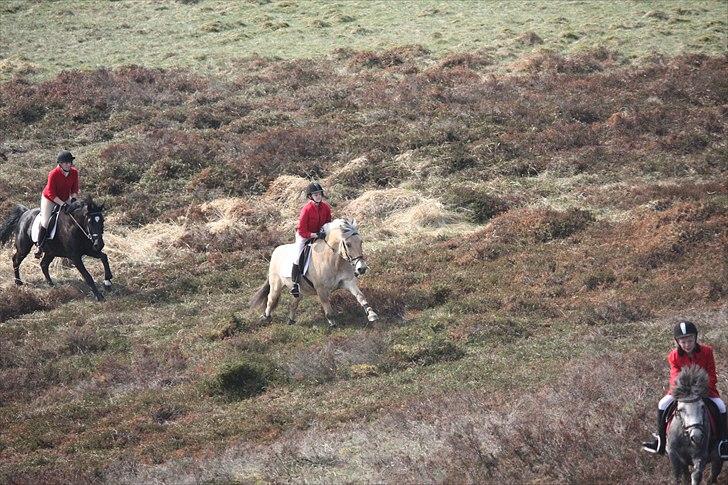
[57,150,75,164]
[673,320,698,340]
[306,182,324,198]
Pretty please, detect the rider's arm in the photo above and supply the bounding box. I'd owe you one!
[297,204,314,239]
[704,346,719,393]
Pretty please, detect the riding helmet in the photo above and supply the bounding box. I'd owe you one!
[673,320,698,339]
[306,182,324,197]
[57,150,75,164]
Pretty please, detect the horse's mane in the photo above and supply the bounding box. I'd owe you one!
[328,218,359,238]
[671,364,709,399]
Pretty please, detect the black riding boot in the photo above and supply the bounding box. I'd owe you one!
[34,225,47,259]
[290,264,301,298]
[642,408,666,455]
[718,412,728,459]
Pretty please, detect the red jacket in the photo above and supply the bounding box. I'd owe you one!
[42,166,79,202]
[668,344,720,398]
[297,200,332,238]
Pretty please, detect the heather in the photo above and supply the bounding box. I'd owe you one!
[0,3,727,483]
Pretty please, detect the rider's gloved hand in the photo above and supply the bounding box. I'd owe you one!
[61,202,69,213]
[317,230,326,240]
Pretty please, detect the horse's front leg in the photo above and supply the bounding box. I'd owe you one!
[690,458,705,485]
[344,279,378,322]
[287,296,302,325]
[89,251,113,289]
[669,454,687,485]
[40,253,56,286]
[70,256,104,301]
[316,289,337,327]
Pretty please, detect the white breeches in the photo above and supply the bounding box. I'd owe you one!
[293,233,307,263]
[40,197,57,228]
[659,394,726,413]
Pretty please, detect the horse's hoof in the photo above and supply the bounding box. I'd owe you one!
[327,320,337,328]
[259,314,272,323]
[103,280,112,289]
[287,318,296,326]
[367,312,379,322]
[95,293,105,302]
[14,278,23,286]
[46,281,54,287]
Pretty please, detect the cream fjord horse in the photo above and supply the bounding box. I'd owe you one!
[250,219,378,327]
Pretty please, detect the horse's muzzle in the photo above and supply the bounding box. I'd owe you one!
[354,260,367,276]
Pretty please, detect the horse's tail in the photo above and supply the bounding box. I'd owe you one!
[0,204,29,245]
[249,281,271,309]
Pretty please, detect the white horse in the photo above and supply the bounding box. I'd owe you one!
[250,219,378,327]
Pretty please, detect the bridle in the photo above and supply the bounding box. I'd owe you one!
[323,232,364,270]
[676,396,707,438]
[69,210,103,244]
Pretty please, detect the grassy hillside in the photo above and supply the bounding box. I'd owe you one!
[1,1,727,483]
[1,0,726,81]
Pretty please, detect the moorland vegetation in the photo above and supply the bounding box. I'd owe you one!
[0,0,726,482]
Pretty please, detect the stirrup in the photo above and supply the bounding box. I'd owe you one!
[642,434,663,454]
[719,439,728,459]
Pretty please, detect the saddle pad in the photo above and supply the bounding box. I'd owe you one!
[277,242,313,279]
[31,211,59,243]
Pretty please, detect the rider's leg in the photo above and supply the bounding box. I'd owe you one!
[708,397,728,459]
[290,233,306,297]
[643,395,672,454]
[35,197,54,258]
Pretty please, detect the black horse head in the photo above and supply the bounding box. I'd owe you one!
[70,197,106,252]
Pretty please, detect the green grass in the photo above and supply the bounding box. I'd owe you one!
[1,0,726,81]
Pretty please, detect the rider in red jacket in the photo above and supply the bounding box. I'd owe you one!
[36,150,81,257]
[290,182,332,297]
[642,321,728,458]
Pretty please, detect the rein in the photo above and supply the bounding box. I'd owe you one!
[322,232,363,267]
[68,211,102,241]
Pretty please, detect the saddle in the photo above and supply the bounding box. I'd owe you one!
[31,206,61,243]
[279,238,316,279]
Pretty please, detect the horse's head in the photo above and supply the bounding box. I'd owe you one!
[675,396,708,446]
[74,197,105,252]
[323,218,368,276]
[670,365,711,450]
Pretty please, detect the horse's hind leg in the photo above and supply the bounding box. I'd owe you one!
[40,254,55,286]
[12,242,32,285]
[263,277,283,321]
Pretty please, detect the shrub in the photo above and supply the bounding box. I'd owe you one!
[207,357,278,400]
[386,337,465,368]
[535,208,595,242]
[445,185,511,223]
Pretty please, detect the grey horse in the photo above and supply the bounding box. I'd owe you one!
[666,365,723,484]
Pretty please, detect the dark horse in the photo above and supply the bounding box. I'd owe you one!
[0,197,112,301]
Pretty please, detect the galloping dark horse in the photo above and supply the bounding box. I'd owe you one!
[0,196,112,301]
